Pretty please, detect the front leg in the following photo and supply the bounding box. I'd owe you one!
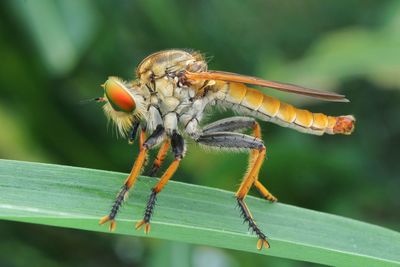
[136,130,185,233]
[99,125,165,231]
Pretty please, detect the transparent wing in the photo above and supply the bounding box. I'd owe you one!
[184,70,348,102]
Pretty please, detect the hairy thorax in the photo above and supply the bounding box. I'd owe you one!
[135,50,214,136]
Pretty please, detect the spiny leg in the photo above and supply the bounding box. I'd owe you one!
[135,159,180,233]
[237,198,269,250]
[99,125,165,231]
[196,130,270,249]
[236,147,270,249]
[203,117,276,201]
[99,128,147,231]
[136,130,185,233]
[147,139,170,177]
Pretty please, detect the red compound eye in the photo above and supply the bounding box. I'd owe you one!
[103,77,136,113]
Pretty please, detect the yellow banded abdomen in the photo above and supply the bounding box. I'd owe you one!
[216,81,354,135]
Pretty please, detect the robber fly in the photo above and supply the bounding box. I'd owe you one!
[97,49,355,250]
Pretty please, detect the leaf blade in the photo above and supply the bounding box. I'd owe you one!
[0,159,399,266]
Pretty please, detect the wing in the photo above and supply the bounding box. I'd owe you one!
[184,70,348,102]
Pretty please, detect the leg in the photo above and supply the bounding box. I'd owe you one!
[196,131,270,249]
[253,180,276,202]
[202,117,276,201]
[235,147,270,249]
[249,121,277,202]
[99,125,165,231]
[136,131,185,233]
[147,139,170,177]
[202,116,256,134]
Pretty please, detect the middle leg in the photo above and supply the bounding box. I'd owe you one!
[136,130,185,233]
[147,139,170,177]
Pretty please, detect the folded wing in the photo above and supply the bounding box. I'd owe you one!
[184,70,348,102]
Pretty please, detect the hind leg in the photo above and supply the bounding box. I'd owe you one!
[196,131,270,249]
[249,121,277,202]
[202,117,277,202]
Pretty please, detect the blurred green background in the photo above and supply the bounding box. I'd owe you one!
[0,0,399,266]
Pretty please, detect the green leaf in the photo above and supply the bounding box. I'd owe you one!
[0,159,399,266]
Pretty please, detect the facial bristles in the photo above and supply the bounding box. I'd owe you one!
[103,103,133,137]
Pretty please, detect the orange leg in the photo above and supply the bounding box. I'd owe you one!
[135,158,181,233]
[249,122,277,202]
[199,117,273,249]
[99,125,166,231]
[236,147,266,199]
[148,139,170,177]
[254,181,276,202]
[99,129,148,231]
[136,131,185,233]
[236,147,270,250]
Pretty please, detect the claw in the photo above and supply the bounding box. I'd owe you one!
[99,215,116,232]
[99,215,110,225]
[256,238,270,250]
[135,220,151,234]
[266,196,278,202]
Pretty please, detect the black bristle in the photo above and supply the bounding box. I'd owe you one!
[143,189,158,223]
[109,184,128,219]
[236,198,268,243]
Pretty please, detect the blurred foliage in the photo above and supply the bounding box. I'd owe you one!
[0,0,399,266]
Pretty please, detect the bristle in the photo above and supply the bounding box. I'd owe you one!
[103,102,134,137]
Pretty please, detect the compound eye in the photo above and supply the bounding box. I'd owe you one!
[103,77,136,113]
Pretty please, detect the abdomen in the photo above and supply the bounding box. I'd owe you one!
[213,81,355,135]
